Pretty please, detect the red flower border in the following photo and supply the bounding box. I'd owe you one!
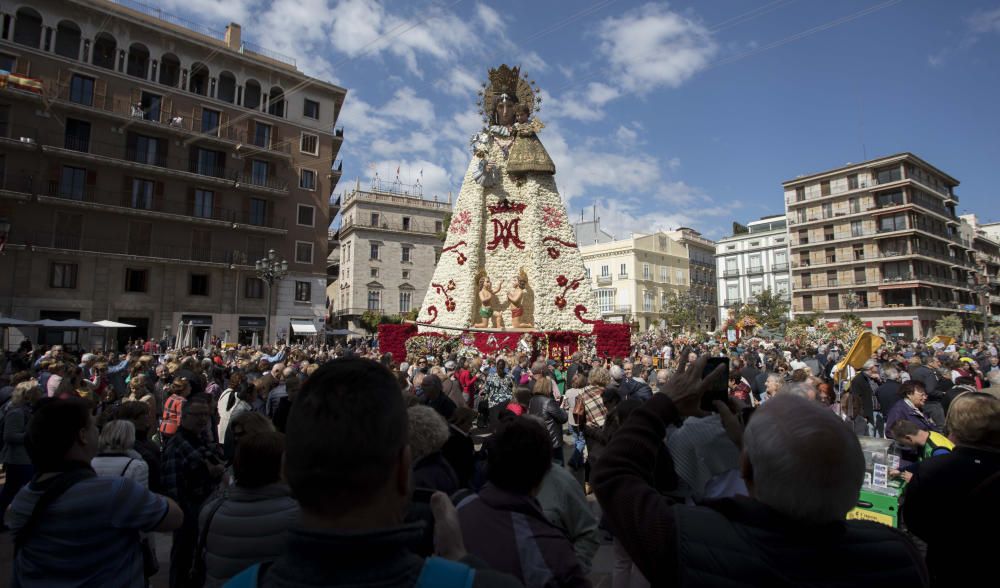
[377,323,418,365]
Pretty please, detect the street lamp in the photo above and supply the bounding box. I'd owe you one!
[255,249,288,345]
[967,271,991,340]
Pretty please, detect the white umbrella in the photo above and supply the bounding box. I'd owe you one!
[94,320,136,328]
[94,320,135,352]
[182,323,193,348]
[174,321,184,349]
[0,317,36,326]
[201,330,209,351]
[251,330,259,348]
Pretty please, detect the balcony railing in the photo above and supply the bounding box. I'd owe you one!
[38,132,289,192]
[772,262,789,271]
[599,305,633,315]
[596,275,612,286]
[21,231,255,266]
[722,269,740,277]
[43,180,286,229]
[723,298,741,306]
[341,218,442,234]
[746,266,764,275]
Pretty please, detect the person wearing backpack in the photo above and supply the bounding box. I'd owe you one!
[224,357,522,588]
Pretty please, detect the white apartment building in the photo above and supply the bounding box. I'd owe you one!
[715,215,791,326]
[580,231,690,330]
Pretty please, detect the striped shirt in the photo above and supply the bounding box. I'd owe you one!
[7,475,168,587]
[580,386,608,428]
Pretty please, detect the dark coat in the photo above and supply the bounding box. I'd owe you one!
[875,381,901,416]
[528,395,568,450]
[884,400,940,438]
[907,365,938,396]
[849,372,879,424]
[903,446,1000,587]
[412,451,459,496]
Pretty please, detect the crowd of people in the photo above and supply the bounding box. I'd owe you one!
[0,331,996,587]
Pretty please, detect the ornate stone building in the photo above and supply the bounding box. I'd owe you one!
[0,0,345,346]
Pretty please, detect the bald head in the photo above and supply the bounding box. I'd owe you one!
[742,394,864,523]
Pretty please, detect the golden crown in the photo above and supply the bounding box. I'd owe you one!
[477,63,542,125]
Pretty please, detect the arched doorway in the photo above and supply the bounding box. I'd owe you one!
[159,53,180,86]
[13,8,43,48]
[93,32,117,69]
[268,86,285,117]
[126,43,150,79]
[217,71,236,103]
[244,79,262,109]
[189,62,209,95]
[54,20,82,59]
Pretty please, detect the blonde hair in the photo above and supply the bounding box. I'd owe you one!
[946,392,1000,448]
[588,366,611,388]
[11,380,43,407]
[99,420,136,453]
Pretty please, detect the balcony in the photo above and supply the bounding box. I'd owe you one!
[723,298,742,307]
[746,266,764,275]
[722,269,740,277]
[600,305,633,315]
[41,180,286,231]
[37,132,288,193]
[20,231,255,267]
[772,262,789,271]
[341,217,444,235]
[596,275,613,286]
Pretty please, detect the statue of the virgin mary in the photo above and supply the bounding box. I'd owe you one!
[417,65,597,332]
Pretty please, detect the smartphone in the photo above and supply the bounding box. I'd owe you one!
[700,357,730,413]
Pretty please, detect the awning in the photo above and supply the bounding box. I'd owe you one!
[94,320,136,328]
[290,320,318,335]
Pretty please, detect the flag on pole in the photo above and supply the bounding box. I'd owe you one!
[833,332,885,383]
[419,168,423,178]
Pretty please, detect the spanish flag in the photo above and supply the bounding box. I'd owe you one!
[833,332,885,383]
[927,335,954,348]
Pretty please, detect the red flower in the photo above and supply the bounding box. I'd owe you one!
[547,247,560,259]
[571,281,579,290]
[447,280,456,290]
[556,275,568,287]
[555,295,567,309]
[445,300,456,312]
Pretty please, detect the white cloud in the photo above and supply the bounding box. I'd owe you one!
[597,3,717,93]
[380,87,436,127]
[968,7,1000,34]
[476,3,505,34]
[519,51,549,73]
[442,67,483,98]
[544,82,621,122]
[615,125,639,145]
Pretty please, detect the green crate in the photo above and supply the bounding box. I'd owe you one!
[847,487,901,527]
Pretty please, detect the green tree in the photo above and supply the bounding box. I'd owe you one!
[743,288,790,330]
[934,314,964,338]
[663,291,701,333]
[435,212,452,241]
[360,310,382,333]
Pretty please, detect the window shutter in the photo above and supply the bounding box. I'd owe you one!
[48,165,62,194]
[56,68,70,99]
[161,96,173,124]
[154,180,164,209]
[94,79,107,109]
[219,111,229,139]
[130,86,141,106]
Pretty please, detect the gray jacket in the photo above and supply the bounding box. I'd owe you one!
[536,463,600,573]
[0,405,31,465]
[199,483,300,587]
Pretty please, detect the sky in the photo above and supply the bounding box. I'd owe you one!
[160,0,1000,239]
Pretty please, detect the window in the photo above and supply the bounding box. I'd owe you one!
[371,212,380,226]
[854,244,865,260]
[854,267,866,284]
[820,181,831,197]
[69,74,94,106]
[53,212,82,249]
[64,118,91,152]
[802,273,812,287]
[851,220,865,237]
[140,91,161,122]
[190,273,209,296]
[245,277,264,299]
[660,267,668,282]
[823,225,834,241]
[802,295,813,311]
[876,166,901,184]
[366,289,381,310]
[726,285,739,304]
[596,288,615,313]
[244,199,266,227]
[795,187,805,202]
[303,99,320,119]
[191,229,211,262]
[125,268,148,292]
[253,122,271,148]
[297,205,315,227]
[643,263,650,280]
[619,263,627,277]
[370,268,379,278]
[299,169,316,190]
[822,202,832,218]
[750,283,763,297]
[825,247,836,264]
[435,220,443,233]
[828,293,840,310]
[130,178,154,209]
[295,241,314,264]
[300,133,319,155]
[250,160,270,185]
[402,217,411,231]
[193,148,225,177]
[50,262,78,288]
[643,290,654,312]
[59,166,88,200]
[370,243,380,260]
[749,241,760,247]
[193,189,214,218]
[848,174,859,190]
[401,246,411,262]
[201,108,220,134]
[585,267,591,278]
[600,265,609,277]
[775,280,789,295]
[0,54,16,73]
[402,270,410,280]
[675,269,684,284]
[399,291,412,313]
[748,254,762,272]
[879,214,907,232]
[131,134,166,166]
[876,190,904,208]
[295,281,312,302]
